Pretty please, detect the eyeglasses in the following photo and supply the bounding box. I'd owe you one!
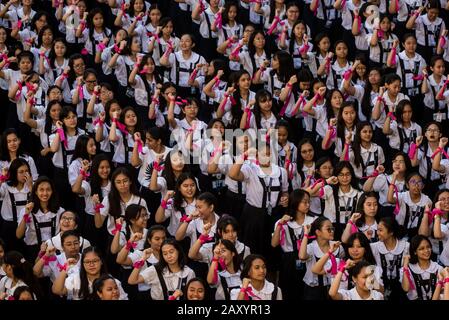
[325,227,335,233]
[408,179,424,187]
[426,128,440,133]
[61,216,75,222]
[139,214,149,220]
[83,259,100,265]
[115,179,130,185]
[338,173,351,177]
[73,64,84,69]
[64,241,80,247]
[300,199,311,204]
[85,79,97,83]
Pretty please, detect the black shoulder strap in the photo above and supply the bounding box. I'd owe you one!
[271,285,278,300]
[155,267,169,300]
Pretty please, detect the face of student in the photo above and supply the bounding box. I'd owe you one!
[60,211,77,232]
[49,89,62,102]
[353,267,371,291]
[297,195,310,214]
[35,15,47,31]
[392,155,406,173]
[211,121,225,138]
[286,5,299,21]
[258,96,272,113]
[132,209,149,229]
[243,26,254,42]
[227,5,237,20]
[300,143,314,162]
[124,110,137,127]
[431,59,445,76]
[83,252,102,275]
[16,164,30,185]
[180,35,194,51]
[331,91,343,109]
[170,153,185,172]
[0,28,7,43]
[337,167,352,187]
[239,73,251,90]
[72,58,85,76]
[63,112,78,129]
[317,161,333,179]
[379,17,391,32]
[221,225,237,243]
[62,235,81,258]
[0,245,4,262]
[162,21,173,36]
[355,63,366,79]
[42,29,53,45]
[114,173,131,194]
[425,124,441,142]
[368,70,381,86]
[248,258,266,282]
[97,160,111,180]
[215,243,235,266]
[131,37,141,52]
[437,191,449,211]
[237,136,249,154]
[360,125,373,143]
[98,279,119,300]
[183,102,199,119]
[149,230,166,252]
[377,222,393,242]
[108,103,121,119]
[87,138,96,156]
[277,126,288,146]
[252,33,265,49]
[161,244,179,266]
[406,175,424,196]
[257,146,271,167]
[149,9,161,24]
[415,239,432,261]
[335,43,348,59]
[84,73,97,91]
[403,37,416,53]
[36,181,52,203]
[348,238,366,261]
[93,13,104,28]
[133,0,144,12]
[401,104,412,123]
[318,36,330,52]
[187,281,205,300]
[18,291,33,300]
[363,197,378,218]
[6,133,19,153]
[342,106,356,126]
[317,220,335,241]
[386,80,401,97]
[293,23,306,39]
[196,199,213,219]
[427,8,439,21]
[145,134,160,151]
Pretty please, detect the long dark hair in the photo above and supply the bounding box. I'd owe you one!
[155,239,187,273]
[108,167,139,219]
[4,251,43,299]
[7,158,30,188]
[409,235,432,264]
[345,232,376,264]
[295,138,315,181]
[240,254,266,280]
[48,38,68,69]
[70,135,95,163]
[124,204,147,240]
[352,121,374,168]
[30,176,60,214]
[334,161,359,191]
[287,189,312,218]
[37,25,53,48]
[79,247,108,300]
[253,89,276,129]
[0,128,26,161]
[44,100,61,136]
[229,70,250,128]
[212,239,241,272]
[336,101,359,146]
[162,150,189,191]
[361,67,382,120]
[89,154,112,203]
[173,172,199,213]
[355,192,379,228]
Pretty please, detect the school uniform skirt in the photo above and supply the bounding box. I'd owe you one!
[279,251,306,301]
[83,213,109,256]
[303,283,330,301]
[53,167,77,211]
[225,190,246,223]
[0,220,25,253]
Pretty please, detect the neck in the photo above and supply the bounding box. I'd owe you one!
[174,170,182,179]
[87,273,100,283]
[203,213,215,225]
[94,26,103,33]
[372,84,379,91]
[275,3,283,9]
[101,179,109,187]
[304,160,314,167]
[240,89,249,97]
[131,225,144,234]
[182,50,192,58]
[255,48,264,55]
[410,192,421,202]
[250,279,264,291]
[418,259,430,270]
[361,141,371,149]
[16,182,24,191]
[168,263,181,273]
[340,184,351,193]
[153,145,164,154]
[317,238,330,251]
[9,151,17,160]
[337,57,347,66]
[402,121,411,128]
[434,74,442,82]
[66,127,76,136]
[228,20,235,27]
[355,286,371,299]
[384,237,397,251]
[120,192,132,202]
[261,110,271,118]
[365,216,376,225]
[295,212,306,224]
[146,74,154,81]
[185,196,194,204]
[405,51,415,58]
[429,141,439,149]
[40,202,48,212]
[387,92,397,101]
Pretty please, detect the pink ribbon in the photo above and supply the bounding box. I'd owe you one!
[147,32,160,44]
[15,81,23,101]
[395,0,400,13]
[79,20,86,32]
[412,74,425,81]
[0,54,10,68]
[387,111,397,121]
[57,262,67,272]
[93,118,104,127]
[338,259,347,273]
[212,257,226,284]
[111,223,122,235]
[440,36,447,48]
[341,0,347,8]
[125,241,137,250]
[16,19,22,29]
[152,161,164,172]
[199,234,213,244]
[392,184,400,215]
[78,85,84,100]
[24,213,31,224]
[79,169,90,180]
[279,85,292,117]
[431,147,449,159]
[240,287,261,300]
[42,255,57,266]
[226,37,236,48]
[291,95,307,117]
[94,203,104,214]
[298,42,310,56]
[349,220,358,234]
[244,108,252,129]
[175,96,188,107]
[188,68,199,83]
[278,221,287,246]
[431,208,445,225]
[354,15,361,34]
[285,159,294,180]
[136,139,144,154]
[311,178,325,198]
[361,169,380,179]
[0,173,9,183]
[80,48,89,56]
[213,12,222,30]
[210,146,222,158]
[343,69,353,81]
[267,16,282,36]
[53,0,62,7]
[312,0,319,16]
[180,215,192,223]
[230,42,243,59]
[344,143,350,161]
[121,3,129,20]
[391,47,397,65]
[325,57,331,74]
[112,118,128,136]
[327,251,338,275]
[97,42,106,52]
[198,0,206,13]
[220,93,232,112]
[213,76,221,89]
[408,142,417,159]
[133,260,145,269]
[325,125,337,149]
[113,44,121,55]
[404,267,416,290]
[56,127,68,149]
[377,29,384,38]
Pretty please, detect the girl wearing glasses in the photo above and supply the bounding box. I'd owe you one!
[387,172,432,239]
[410,122,447,195]
[299,216,344,300]
[52,246,127,300]
[71,68,98,133]
[321,161,362,239]
[370,216,409,300]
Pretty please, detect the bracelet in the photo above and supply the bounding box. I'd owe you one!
[125,241,137,251]
[444,278,449,284]
[304,234,316,240]
[161,199,168,209]
[437,280,444,286]
[180,215,192,223]
[133,260,145,269]
[286,83,293,88]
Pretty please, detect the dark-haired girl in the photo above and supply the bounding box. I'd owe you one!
[299,216,344,300]
[240,89,277,130]
[371,216,409,300]
[49,106,84,210]
[401,235,442,300]
[235,30,269,81]
[0,159,32,252]
[90,274,120,300]
[71,69,100,133]
[52,246,127,300]
[231,254,283,300]
[272,189,316,300]
[342,192,380,243]
[128,239,195,300]
[16,176,64,261]
[207,239,242,300]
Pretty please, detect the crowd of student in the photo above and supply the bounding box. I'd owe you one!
[2,0,449,301]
